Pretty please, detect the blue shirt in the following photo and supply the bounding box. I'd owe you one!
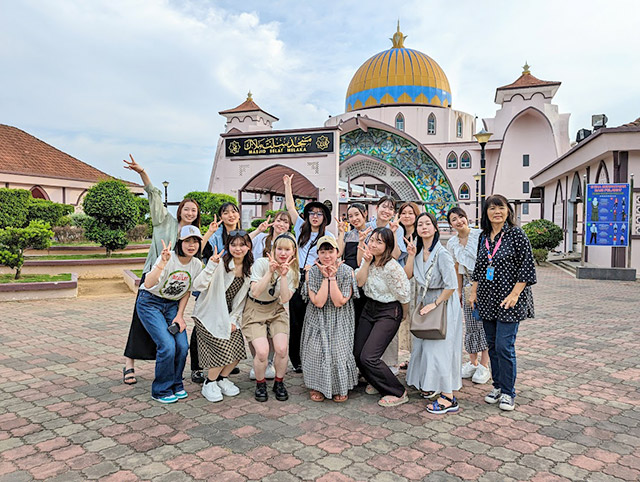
[294,217,335,268]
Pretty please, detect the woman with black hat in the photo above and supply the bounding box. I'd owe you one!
[283,173,334,373]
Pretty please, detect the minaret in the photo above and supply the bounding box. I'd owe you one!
[218,91,279,133]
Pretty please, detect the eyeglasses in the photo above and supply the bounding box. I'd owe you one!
[308,211,324,218]
[229,230,247,237]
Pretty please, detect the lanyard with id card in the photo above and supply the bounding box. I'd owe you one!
[485,234,502,281]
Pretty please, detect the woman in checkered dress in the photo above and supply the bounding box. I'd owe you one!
[445,208,490,384]
[301,236,359,402]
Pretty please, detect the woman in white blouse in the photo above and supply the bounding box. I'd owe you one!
[446,207,490,384]
[355,227,411,407]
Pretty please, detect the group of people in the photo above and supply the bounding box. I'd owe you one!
[121,155,537,413]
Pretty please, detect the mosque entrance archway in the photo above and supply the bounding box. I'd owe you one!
[566,173,583,252]
[238,164,318,226]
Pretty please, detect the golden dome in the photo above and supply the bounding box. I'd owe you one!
[345,24,452,112]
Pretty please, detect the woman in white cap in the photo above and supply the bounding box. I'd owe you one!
[301,235,359,402]
[135,225,204,404]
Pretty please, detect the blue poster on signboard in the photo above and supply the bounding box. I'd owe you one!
[585,183,630,246]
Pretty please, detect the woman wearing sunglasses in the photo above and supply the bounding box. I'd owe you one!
[192,230,253,403]
[283,174,334,373]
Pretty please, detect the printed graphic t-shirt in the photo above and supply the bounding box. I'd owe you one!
[139,252,203,300]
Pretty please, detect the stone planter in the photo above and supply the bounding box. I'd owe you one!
[0,274,78,301]
[123,269,141,293]
[0,258,146,279]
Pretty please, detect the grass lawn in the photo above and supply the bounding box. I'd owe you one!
[131,269,143,278]
[0,273,73,284]
[51,239,152,246]
[26,253,146,261]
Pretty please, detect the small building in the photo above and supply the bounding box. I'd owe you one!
[531,117,640,272]
[0,124,143,208]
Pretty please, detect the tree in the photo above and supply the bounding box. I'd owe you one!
[522,219,564,250]
[183,191,237,227]
[0,221,53,279]
[0,188,30,229]
[82,180,139,256]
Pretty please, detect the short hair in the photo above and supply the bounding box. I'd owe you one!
[376,196,396,210]
[347,202,367,217]
[175,236,202,259]
[480,194,516,235]
[415,212,440,253]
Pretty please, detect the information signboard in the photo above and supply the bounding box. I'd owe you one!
[585,183,630,246]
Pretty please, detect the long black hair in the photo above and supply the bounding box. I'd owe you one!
[480,194,515,235]
[222,232,253,278]
[415,212,440,254]
[219,202,241,246]
[298,211,328,248]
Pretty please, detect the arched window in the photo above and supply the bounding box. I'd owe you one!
[456,117,463,137]
[447,152,458,169]
[595,160,610,183]
[427,113,436,135]
[395,113,405,131]
[30,186,49,200]
[459,183,470,200]
[460,151,471,169]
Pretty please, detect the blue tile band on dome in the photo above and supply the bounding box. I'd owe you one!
[345,85,452,111]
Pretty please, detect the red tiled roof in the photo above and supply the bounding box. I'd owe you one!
[0,124,139,186]
[620,117,640,128]
[219,94,279,120]
[497,72,560,91]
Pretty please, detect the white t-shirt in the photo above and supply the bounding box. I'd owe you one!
[140,252,203,300]
[252,232,268,260]
[249,257,298,303]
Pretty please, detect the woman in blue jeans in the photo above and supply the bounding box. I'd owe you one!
[136,225,204,403]
[468,195,536,411]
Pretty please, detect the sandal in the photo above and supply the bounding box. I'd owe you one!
[426,394,459,414]
[310,390,325,402]
[398,361,409,370]
[123,367,137,385]
[365,384,379,395]
[420,390,440,400]
[378,392,409,407]
[332,394,348,403]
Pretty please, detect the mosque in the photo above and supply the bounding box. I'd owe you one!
[208,24,570,228]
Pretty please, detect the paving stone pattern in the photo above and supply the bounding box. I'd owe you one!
[1,266,640,481]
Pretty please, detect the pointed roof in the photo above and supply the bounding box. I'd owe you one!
[497,63,560,91]
[0,124,140,186]
[219,92,279,120]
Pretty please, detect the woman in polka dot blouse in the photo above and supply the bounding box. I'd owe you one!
[468,194,536,411]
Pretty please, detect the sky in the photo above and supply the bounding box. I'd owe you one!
[2,0,639,201]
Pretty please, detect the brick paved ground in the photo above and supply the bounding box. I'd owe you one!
[1,265,640,481]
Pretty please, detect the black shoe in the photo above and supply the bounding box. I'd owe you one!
[230,367,240,375]
[255,382,268,402]
[191,370,205,384]
[293,366,303,374]
[273,380,289,401]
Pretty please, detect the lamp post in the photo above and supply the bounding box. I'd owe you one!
[162,181,169,207]
[473,172,481,227]
[473,129,493,212]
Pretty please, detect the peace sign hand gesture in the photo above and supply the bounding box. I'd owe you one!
[283,174,294,187]
[405,237,417,257]
[159,240,172,267]
[358,227,372,244]
[256,215,274,233]
[279,257,293,277]
[207,215,219,235]
[123,154,144,173]
[314,260,329,278]
[266,253,279,273]
[358,244,373,263]
[389,214,400,233]
[210,245,225,264]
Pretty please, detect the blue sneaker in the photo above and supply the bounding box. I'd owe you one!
[175,390,188,400]
[152,394,178,404]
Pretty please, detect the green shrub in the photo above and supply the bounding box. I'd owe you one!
[127,224,150,242]
[26,198,74,227]
[69,212,92,228]
[83,180,139,256]
[0,188,30,228]
[57,215,72,227]
[0,220,53,279]
[522,219,563,250]
[532,248,549,265]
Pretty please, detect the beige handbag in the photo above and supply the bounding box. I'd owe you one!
[410,252,448,340]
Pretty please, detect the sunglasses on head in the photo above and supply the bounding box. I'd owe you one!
[229,230,247,237]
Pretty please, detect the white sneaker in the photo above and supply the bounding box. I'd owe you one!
[499,394,515,411]
[249,368,256,380]
[201,380,223,402]
[217,378,240,397]
[472,364,491,384]
[484,388,501,404]
[265,362,276,379]
[461,361,478,379]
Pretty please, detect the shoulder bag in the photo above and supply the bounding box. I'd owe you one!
[410,252,447,340]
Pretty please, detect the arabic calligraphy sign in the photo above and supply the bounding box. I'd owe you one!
[225,133,334,157]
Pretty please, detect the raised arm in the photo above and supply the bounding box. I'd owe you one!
[283,174,301,224]
[123,154,151,187]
